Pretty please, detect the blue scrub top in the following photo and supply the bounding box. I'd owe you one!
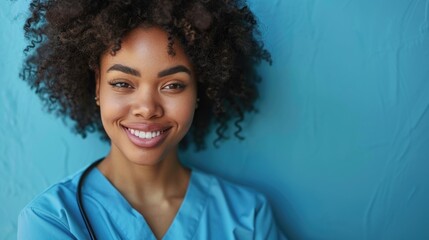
[18,163,285,239]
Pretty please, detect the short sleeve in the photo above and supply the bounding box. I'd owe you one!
[254,195,288,240]
[18,207,75,240]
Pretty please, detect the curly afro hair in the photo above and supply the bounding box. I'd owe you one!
[22,0,271,150]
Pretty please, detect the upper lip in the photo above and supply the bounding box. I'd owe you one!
[121,123,171,132]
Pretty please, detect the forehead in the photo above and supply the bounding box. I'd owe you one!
[99,27,193,74]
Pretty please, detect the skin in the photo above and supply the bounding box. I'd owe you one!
[94,26,197,239]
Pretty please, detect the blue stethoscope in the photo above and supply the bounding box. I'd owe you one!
[76,158,103,240]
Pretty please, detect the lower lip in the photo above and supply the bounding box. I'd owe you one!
[123,127,170,148]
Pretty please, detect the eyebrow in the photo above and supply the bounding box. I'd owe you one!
[107,64,140,77]
[106,64,191,78]
[158,65,191,78]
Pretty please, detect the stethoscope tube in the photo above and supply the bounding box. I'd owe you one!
[76,159,103,240]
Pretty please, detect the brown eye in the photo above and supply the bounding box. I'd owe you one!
[109,81,132,89]
[163,83,185,90]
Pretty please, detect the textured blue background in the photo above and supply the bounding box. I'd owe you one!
[2,0,429,239]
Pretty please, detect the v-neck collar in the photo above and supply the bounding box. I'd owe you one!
[84,167,210,239]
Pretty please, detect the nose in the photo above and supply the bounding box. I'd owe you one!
[131,88,163,119]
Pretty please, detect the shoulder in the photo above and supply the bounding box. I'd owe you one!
[191,169,286,240]
[20,170,82,214]
[191,169,272,219]
[17,170,84,239]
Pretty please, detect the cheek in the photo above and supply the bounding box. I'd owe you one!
[165,95,196,127]
[99,89,130,123]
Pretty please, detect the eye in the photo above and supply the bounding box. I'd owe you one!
[108,81,133,89]
[163,82,186,91]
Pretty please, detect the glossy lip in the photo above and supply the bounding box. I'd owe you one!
[122,125,172,148]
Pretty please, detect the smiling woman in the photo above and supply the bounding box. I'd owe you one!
[17,0,283,239]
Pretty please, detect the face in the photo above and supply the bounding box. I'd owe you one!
[95,27,197,166]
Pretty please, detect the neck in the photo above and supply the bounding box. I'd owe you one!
[97,146,190,205]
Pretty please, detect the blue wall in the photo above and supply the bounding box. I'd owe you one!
[2,0,429,239]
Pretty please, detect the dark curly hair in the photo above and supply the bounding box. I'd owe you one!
[21,0,271,150]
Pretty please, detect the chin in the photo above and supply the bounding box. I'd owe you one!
[123,143,177,167]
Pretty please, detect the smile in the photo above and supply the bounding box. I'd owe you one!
[127,128,167,139]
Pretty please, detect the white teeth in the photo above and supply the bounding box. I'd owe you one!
[128,128,163,139]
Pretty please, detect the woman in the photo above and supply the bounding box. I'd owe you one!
[18,0,283,239]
